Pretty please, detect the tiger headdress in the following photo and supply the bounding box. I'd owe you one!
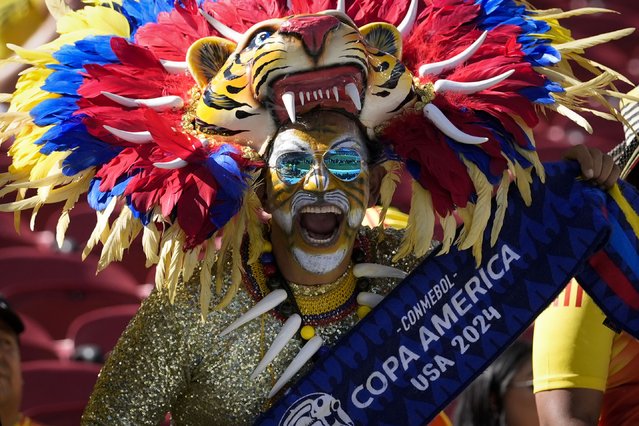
[188,9,415,149]
[0,0,633,308]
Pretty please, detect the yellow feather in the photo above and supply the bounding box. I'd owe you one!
[98,207,131,271]
[199,237,217,320]
[553,104,593,133]
[166,231,185,305]
[155,224,179,292]
[572,57,634,86]
[394,181,434,261]
[215,200,248,310]
[455,206,473,247]
[98,206,142,272]
[243,188,266,265]
[513,163,533,207]
[490,171,511,247]
[82,197,116,260]
[555,28,635,52]
[57,6,130,37]
[459,162,492,251]
[378,160,402,229]
[538,7,617,21]
[438,213,457,255]
[54,186,85,248]
[45,0,73,19]
[142,221,161,267]
[182,247,201,282]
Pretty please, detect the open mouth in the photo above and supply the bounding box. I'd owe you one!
[297,204,344,246]
[269,65,365,124]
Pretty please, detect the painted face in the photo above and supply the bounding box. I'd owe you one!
[266,112,370,275]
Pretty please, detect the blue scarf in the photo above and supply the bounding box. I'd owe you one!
[256,161,639,426]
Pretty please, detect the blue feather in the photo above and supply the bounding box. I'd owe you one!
[53,36,119,70]
[31,97,78,126]
[41,70,84,96]
[205,145,248,228]
[121,0,176,35]
[88,176,133,211]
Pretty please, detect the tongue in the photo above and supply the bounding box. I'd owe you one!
[300,213,338,237]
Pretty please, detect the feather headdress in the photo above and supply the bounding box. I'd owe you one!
[0,0,634,309]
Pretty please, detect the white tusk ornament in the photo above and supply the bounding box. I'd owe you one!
[268,335,324,398]
[220,289,288,336]
[101,91,184,111]
[423,103,488,144]
[250,314,302,380]
[434,70,515,94]
[160,59,189,74]
[397,0,418,38]
[419,31,488,77]
[103,126,153,144]
[200,9,243,43]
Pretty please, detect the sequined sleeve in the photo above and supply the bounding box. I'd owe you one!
[82,284,203,425]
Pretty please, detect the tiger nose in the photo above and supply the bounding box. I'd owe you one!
[279,15,341,57]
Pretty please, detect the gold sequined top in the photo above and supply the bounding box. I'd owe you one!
[82,228,421,425]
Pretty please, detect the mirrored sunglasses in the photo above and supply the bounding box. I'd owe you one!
[274,148,363,185]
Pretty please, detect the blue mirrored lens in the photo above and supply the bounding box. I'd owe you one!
[275,148,363,185]
[275,151,313,185]
[323,148,362,182]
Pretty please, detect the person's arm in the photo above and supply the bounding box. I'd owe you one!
[532,282,615,426]
[536,388,603,426]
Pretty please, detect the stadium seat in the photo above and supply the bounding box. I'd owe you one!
[66,304,139,358]
[43,202,154,284]
[4,281,142,339]
[0,246,139,291]
[20,360,101,417]
[23,401,87,426]
[0,212,53,250]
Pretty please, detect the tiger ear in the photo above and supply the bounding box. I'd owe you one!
[186,36,237,88]
[359,23,403,59]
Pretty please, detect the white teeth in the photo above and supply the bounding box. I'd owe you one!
[313,91,318,100]
[345,83,361,111]
[306,91,311,101]
[325,89,330,99]
[300,205,342,214]
[298,92,305,106]
[282,91,296,123]
[318,90,324,99]
[333,86,339,102]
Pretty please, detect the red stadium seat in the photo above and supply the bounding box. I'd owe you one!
[66,304,139,357]
[3,281,142,339]
[20,360,101,417]
[0,246,139,291]
[23,401,87,426]
[42,202,154,285]
[0,212,53,250]
[20,336,61,361]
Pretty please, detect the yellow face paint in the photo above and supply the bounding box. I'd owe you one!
[265,112,371,275]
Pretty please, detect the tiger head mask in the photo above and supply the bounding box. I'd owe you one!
[186,10,416,152]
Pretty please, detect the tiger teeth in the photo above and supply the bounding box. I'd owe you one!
[282,84,359,120]
[282,91,296,123]
[300,205,342,214]
[345,83,361,111]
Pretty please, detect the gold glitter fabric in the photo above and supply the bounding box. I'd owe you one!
[82,228,422,425]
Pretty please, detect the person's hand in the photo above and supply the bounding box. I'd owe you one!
[563,145,620,189]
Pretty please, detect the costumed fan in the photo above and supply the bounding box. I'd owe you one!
[0,0,636,424]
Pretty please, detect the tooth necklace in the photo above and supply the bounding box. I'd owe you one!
[221,237,408,398]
